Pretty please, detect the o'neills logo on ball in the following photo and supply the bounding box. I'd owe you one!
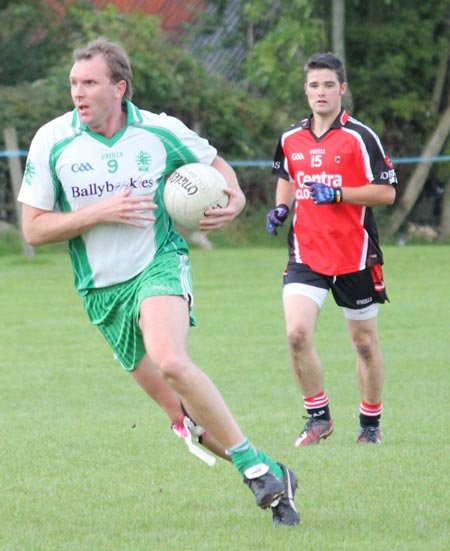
[171,172,198,195]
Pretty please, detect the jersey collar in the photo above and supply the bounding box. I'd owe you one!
[125,100,144,125]
[302,109,349,130]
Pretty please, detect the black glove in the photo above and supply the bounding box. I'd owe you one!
[307,182,343,205]
[266,204,290,235]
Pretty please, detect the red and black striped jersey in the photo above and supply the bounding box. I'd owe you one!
[272,110,397,276]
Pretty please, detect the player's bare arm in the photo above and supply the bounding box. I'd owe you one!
[22,188,157,246]
[338,183,396,207]
[308,181,395,207]
[199,155,246,230]
[276,177,296,208]
[265,178,295,236]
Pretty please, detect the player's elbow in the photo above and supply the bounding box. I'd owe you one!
[378,185,396,206]
[21,216,47,247]
[385,186,396,206]
[21,205,51,246]
[22,224,43,247]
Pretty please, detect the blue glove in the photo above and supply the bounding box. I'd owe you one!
[307,182,343,205]
[266,204,290,235]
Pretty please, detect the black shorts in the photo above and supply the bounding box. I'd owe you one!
[283,262,389,309]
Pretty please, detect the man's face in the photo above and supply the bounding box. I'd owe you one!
[304,68,347,117]
[69,54,125,132]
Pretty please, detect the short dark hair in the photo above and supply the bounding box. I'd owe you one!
[304,52,346,85]
[73,37,133,101]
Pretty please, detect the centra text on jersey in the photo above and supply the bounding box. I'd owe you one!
[297,171,343,187]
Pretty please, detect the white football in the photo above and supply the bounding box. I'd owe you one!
[164,163,229,230]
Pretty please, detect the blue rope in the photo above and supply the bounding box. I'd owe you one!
[1,150,450,165]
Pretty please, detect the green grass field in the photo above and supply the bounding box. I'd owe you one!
[1,245,449,551]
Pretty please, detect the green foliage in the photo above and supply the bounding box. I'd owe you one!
[0,1,80,86]
[192,0,326,125]
[0,68,74,148]
[244,0,325,121]
[0,1,279,163]
[197,0,449,171]
[346,0,449,151]
[0,0,448,223]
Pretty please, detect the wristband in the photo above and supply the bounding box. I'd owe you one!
[335,188,343,203]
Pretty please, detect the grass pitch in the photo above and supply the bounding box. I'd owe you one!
[0,245,449,550]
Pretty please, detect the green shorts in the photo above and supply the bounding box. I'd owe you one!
[83,249,196,372]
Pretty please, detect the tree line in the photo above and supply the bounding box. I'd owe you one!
[0,0,449,240]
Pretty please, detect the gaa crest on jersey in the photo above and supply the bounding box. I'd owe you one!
[71,162,93,172]
[136,150,152,172]
[292,152,304,160]
[334,155,341,163]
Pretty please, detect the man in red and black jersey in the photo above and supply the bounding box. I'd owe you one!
[267,52,397,445]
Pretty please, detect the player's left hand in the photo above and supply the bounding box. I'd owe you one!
[266,204,290,235]
[199,186,246,231]
[307,182,343,205]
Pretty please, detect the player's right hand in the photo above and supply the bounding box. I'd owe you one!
[306,182,342,205]
[266,204,290,235]
[95,187,157,228]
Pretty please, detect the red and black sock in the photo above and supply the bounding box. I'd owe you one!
[359,400,383,427]
[304,391,331,420]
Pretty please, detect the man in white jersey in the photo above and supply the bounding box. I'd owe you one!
[18,38,299,526]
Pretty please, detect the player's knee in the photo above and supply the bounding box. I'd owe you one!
[355,343,373,361]
[287,325,311,352]
[353,335,378,361]
[156,354,189,386]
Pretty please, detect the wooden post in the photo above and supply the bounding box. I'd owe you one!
[3,127,34,257]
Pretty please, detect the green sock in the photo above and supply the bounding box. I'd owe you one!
[256,449,284,479]
[227,438,259,477]
[226,438,284,479]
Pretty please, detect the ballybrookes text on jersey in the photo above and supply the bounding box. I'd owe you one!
[71,177,157,198]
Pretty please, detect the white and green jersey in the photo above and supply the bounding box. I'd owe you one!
[18,101,217,294]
